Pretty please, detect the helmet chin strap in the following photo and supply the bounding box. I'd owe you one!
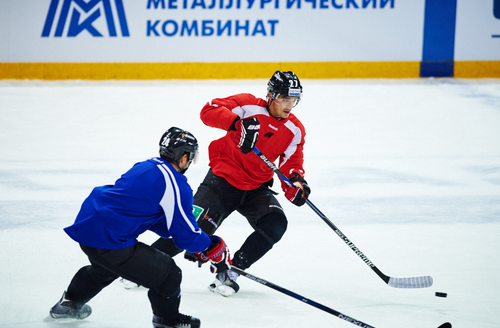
[266,92,276,108]
[177,154,195,174]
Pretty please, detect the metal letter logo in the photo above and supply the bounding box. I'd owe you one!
[42,0,130,37]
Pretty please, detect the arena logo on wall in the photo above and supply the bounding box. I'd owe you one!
[40,0,395,38]
[41,0,130,37]
[145,0,395,37]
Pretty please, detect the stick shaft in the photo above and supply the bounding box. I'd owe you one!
[232,267,376,328]
[252,147,433,288]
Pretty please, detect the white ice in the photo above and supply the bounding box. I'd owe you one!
[0,78,499,328]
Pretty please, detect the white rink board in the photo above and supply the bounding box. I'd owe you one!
[1,0,426,62]
[455,0,500,61]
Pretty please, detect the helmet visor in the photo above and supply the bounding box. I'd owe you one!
[274,95,300,107]
[190,150,199,164]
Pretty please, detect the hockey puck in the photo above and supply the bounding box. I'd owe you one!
[435,292,447,298]
[438,323,451,328]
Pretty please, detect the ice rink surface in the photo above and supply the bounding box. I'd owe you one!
[0,78,499,328]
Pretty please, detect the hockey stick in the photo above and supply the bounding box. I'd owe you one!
[231,266,375,328]
[252,147,433,289]
[232,267,452,328]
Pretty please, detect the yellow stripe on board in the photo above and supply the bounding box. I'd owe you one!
[454,61,500,78]
[1,61,498,79]
[0,62,420,80]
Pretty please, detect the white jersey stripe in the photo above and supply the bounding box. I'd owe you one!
[280,120,303,169]
[232,104,269,118]
[157,164,200,234]
[157,164,175,229]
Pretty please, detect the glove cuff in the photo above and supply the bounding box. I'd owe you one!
[228,117,240,131]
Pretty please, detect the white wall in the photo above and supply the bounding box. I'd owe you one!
[1,0,499,65]
[455,0,500,60]
[1,0,425,62]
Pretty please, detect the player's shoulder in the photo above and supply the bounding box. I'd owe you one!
[286,113,306,131]
[146,158,186,183]
[232,93,266,105]
[149,158,193,194]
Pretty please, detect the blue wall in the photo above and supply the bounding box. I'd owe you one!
[421,0,457,77]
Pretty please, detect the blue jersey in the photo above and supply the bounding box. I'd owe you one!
[64,157,210,252]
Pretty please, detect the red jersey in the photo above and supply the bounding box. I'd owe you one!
[200,93,306,191]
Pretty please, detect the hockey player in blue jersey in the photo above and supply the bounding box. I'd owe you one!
[49,127,231,328]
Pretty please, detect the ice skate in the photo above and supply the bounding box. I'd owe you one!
[153,313,201,328]
[49,291,92,320]
[119,277,140,289]
[208,269,240,297]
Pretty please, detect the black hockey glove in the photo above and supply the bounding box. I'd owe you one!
[184,251,205,267]
[284,172,311,206]
[232,117,260,154]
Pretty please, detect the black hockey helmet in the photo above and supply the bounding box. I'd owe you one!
[267,71,303,107]
[159,127,198,165]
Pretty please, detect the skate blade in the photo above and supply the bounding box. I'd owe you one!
[120,278,140,290]
[208,283,236,297]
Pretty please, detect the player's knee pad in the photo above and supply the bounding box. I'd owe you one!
[257,212,288,244]
[155,262,182,297]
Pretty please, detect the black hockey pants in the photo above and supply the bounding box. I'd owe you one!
[152,169,288,270]
[65,242,182,322]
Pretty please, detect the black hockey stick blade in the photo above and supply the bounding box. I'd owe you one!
[231,267,376,328]
[252,147,433,289]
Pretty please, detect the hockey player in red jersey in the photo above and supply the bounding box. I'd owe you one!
[152,71,311,297]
